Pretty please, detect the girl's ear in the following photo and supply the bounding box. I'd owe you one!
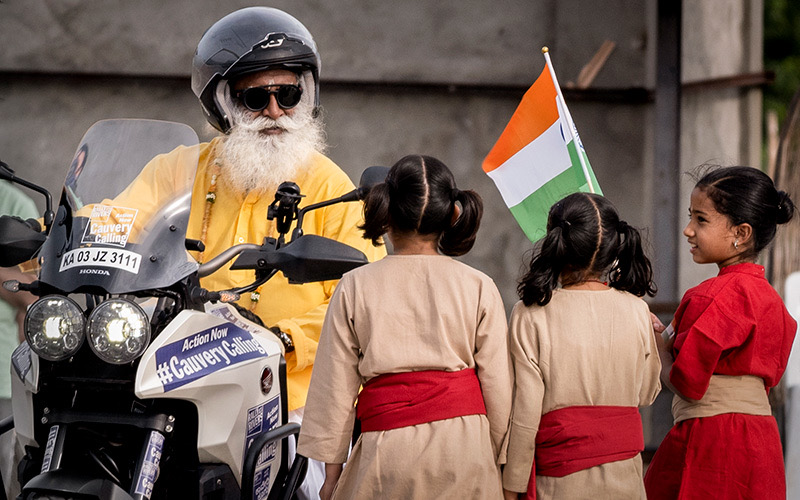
[734,223,753,246]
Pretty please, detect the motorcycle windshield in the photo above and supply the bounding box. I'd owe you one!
[38,119,200,294]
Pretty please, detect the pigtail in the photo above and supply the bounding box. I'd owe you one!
[359,182,391,246]
[609,221,656,297]
[776,190,796,225]
[518,223,570,306]
[439,189,483,256]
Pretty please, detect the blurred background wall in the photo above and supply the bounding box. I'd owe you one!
[0,0,768,452]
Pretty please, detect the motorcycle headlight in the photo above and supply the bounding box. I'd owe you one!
[25,296,86,361]
[87,299,150,364]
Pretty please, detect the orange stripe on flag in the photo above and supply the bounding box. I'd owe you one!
[482,66,559,173]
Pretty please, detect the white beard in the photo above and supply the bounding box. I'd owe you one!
[219,104,325,195]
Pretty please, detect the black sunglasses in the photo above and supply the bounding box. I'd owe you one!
[233,84,303,111]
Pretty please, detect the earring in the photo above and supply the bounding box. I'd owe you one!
[734,239,739,249]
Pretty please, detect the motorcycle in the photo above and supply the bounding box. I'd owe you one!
[0,119,383,500]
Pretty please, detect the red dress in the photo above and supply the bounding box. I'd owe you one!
[644,263,797,499]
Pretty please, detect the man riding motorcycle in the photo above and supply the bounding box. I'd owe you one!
[0,8,382,499]
[186,7,385,498]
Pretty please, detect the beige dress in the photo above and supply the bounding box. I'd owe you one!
[502,288,661,499]
[297,255,513,499]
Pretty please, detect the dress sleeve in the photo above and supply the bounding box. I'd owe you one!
[296,276,363,463]
[670,289,752,400]
[472,280,513,460]
[502,302,545,493]
[638,303,662,406]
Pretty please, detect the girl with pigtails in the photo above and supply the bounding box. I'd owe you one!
[298,155,513,499]
[502,192,661,500]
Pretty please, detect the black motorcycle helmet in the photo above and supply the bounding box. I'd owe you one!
[191,6,321,133]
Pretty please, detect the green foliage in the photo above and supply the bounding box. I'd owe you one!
[764,0,800,125]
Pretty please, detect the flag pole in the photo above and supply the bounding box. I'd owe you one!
[542,47,596,193]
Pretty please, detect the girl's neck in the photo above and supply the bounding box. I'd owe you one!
[388,230,440,255]
[561,273,609,290]
[717,256,756,270]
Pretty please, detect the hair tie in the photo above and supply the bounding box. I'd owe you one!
[450,187,461,202]
[617,220,628,233]
[558,219,571,232]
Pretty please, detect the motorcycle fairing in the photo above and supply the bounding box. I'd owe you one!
[136,305,283,487]
[10,342,39,448]
[152,320,268,392]
[11,342,37,391]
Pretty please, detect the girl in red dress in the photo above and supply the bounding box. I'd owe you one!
[645,166,797,499]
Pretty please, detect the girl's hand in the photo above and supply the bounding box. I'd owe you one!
[650,313,675,353]
[319,479,336,500]
[320,463,343,500]
[649,312,682,395]
[650,312,665,334]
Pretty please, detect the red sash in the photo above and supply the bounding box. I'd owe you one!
[356,369,487,432]
[524,405,644,500]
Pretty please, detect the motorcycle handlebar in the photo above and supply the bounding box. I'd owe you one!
[197,243,261,278]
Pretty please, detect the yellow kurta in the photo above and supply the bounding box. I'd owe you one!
[297,255,513,500]
[503,288,661,499]
[111,137,385,410]
[191,139,385,410]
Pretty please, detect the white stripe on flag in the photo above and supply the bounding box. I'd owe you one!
[486,120,572,207]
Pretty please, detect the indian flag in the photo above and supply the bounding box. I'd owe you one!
[482,56,602,242]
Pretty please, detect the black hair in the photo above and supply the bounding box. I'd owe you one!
[360,154,483,256]
[694,166,795,257]
[517,192,656,306]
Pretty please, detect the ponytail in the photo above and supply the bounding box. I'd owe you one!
[518,220,571,306]
[776,190,796,225]
[439,189,483,256]
[359,182,391,246]
[610,221,657,297]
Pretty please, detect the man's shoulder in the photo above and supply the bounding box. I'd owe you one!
[305,152,350,180]
[298,152,356,200]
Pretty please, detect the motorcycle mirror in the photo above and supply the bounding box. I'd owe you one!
[336,166,390,204]
[290,166,389,241]
[358,166,389,192]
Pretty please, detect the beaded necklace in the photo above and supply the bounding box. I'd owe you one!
[198,154,270,312]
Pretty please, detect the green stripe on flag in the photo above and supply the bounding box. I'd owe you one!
[508,140,602,242]
[567,139,602,196]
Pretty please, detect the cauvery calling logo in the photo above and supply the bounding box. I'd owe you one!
[154,323,267,392]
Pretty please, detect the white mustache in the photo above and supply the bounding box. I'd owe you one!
[236,109,312,134]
